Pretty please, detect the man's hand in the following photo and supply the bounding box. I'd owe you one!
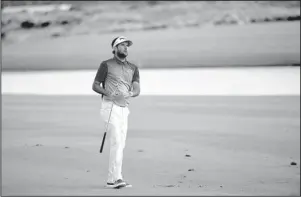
[111,91,134,107]
[104,91,133,107]
[111,93,128,107]
[124,91,134,98]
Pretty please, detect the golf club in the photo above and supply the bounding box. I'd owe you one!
[100,103,114,153]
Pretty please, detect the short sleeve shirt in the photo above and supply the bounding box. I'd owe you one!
[94,57,140,106]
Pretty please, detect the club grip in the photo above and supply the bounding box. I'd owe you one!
[100,132,107,153]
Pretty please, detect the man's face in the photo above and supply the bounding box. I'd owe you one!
[116,41,129,57]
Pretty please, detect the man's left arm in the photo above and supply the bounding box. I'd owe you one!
[130,66,140,97]
[131,81,140,97]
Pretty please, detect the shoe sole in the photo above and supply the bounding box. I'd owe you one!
[105,183,132,189]
[116,184,132,189]
[113,182,126,189]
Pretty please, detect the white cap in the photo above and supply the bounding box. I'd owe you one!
[111,36,133,49]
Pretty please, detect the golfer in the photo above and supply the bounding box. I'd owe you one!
[92,36,140,188]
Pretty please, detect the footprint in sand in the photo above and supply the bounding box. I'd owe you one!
[179,174,187,180]
[155,184,178,188]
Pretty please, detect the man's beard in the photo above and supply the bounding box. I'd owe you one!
[116,51,127,59]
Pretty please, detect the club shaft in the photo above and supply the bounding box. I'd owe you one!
[100,103,114,153]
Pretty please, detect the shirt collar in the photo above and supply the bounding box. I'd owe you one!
[113,56,127,65]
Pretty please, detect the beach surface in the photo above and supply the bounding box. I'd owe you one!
[2,95,300,196]
[2,21,300,71]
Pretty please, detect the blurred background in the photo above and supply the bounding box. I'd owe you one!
[1,1,300,71]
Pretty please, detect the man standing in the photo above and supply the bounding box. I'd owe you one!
[92,36,140,188]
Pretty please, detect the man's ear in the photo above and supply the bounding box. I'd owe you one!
[113,46,117,53]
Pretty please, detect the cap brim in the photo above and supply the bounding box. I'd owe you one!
[113,39,133,48]
[121,40,133,47]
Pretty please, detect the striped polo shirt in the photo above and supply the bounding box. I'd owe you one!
[94,56,140,106]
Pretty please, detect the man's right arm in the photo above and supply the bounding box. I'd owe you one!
[92,62,110,96]
[92,81,110,96]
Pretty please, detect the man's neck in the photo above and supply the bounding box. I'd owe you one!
[114,54,126,62]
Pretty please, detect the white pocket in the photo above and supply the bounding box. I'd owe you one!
[100,100,113,121]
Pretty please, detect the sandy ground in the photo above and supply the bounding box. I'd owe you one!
[2,1,300,44]
[2,21,300,71]
[1,95,300,196]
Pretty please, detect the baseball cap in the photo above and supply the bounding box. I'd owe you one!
[111,36,133,49]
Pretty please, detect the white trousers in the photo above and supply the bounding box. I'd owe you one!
[100,99,130,183]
